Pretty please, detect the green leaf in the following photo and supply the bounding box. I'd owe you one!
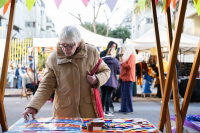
[0,0,9,8]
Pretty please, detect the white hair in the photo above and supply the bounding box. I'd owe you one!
[58,26,81,46]
[122,44,136,61]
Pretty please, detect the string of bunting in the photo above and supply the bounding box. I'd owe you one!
[96,47,121,54]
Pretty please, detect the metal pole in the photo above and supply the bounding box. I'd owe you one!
[33,48,36,94]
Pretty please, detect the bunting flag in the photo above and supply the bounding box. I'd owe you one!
[15,0,18,3]
[3,0,10,16]
[170,0,178,9]
[194,0,200,15]
[138,0,146,10]
[155,0,159,6]
[54,0,63,9]
[106,0,118,12]
[194,0,198,4]
[96,47,100,51]
[38,47,45,52]
[82,0,90,7]
[25,0,36,11]
[50,47,54,50]
[103,47,107,50]
[162,0,172,14]
[116,48,120,53]
[0,0,9,8]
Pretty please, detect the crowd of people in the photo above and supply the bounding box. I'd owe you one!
[7,56,45,95]
[22,26,182,119]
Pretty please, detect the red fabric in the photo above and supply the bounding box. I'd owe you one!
[91,58,104,118]
[120,54,136,82]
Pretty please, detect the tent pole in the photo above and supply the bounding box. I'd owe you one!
[151,0,172,132]
[158,0,188,130]
[165,7,183,133]
[0,0,16,132]
[181,40,200,125]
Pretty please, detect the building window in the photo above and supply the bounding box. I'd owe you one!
[32,22,35,28]
[146,18,153,24]
[0,18,2,27]
[25,22,31,27]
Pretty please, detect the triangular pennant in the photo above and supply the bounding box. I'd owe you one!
[194,0,198,4]
[82,0,90,7]
[15,0,18,3]
[106,0,118,12]
[138,0,146,10]
[162,0,166,12]
[194,0,200,15]
[54,0,63,9]
[25,0,36,11]
[164,0,172,14]
[3,0,10,16]
[155,0,159,6]
[0,0,9,8]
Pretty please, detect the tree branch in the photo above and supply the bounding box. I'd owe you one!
[95,2,102,19]
[69,12,88,30]
[101,26,106,35]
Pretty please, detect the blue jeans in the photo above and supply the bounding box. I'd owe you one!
[17,76,22,88]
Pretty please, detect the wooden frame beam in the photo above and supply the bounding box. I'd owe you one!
[165,7,183,133]
[181,40,200,124]
[151,0,172,132]
[0,0,16,132]
[158,0,188,130]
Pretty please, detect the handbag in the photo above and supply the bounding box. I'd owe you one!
[90,58,104,118]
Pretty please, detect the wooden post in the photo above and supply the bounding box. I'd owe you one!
[151,0,172,132]
[0,0,16,132]
[158,0,188,131]
[165,7,183,133]
[181,40,200,124]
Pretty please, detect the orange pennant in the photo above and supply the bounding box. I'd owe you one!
[3,0,10,16]
[194,0,198,4]
[173,0,176,8]
[164,0,172,14]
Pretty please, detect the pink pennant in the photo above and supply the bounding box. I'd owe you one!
[155,0,159,6]
[170,0,178,9]
[106,0,118,12]
[54,0,63,9]
[82,0,90,7]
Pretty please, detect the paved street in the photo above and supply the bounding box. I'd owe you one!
[1,96,200,133]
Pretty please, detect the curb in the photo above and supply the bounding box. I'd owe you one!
[4,94,21,97]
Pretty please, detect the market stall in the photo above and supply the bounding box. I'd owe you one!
[6,117,159,133]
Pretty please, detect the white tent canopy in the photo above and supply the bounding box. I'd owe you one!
[124,26,200,54]
[33,25,123,48]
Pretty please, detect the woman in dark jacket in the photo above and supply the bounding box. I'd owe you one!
[101,48,121,116]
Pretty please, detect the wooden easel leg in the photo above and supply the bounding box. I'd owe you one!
[158,0,188,131]
[0,0,16,132]
[151,0,172,132]
[166,7,183,133]
[181,40,200,124]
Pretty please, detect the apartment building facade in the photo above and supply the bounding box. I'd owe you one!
[0,0,57,39]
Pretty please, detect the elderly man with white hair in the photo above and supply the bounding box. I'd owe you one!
[23,26,111,119]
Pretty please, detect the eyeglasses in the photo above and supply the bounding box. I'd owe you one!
[59,43,76,50]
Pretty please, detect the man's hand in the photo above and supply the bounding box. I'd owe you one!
[87,71,98,85]
[23,108,37,120]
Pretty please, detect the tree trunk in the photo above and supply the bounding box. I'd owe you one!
[93,19,96,33]
[106,19,109,37]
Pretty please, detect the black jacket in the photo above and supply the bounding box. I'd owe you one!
[100,41,119,60]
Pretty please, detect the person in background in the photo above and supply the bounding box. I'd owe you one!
[15,64,24,89]
[150,65,161,98]
[119,44,136,114]
[100,41,119,60]
[100,41,119,113]
[22,66,38,95]
[7,62,16,89]
[101,48,121,116]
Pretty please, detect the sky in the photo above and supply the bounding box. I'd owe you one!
[42,0,134,33]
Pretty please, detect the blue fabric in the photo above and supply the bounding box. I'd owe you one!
[102,56,121,89]
[15,69,19,76]
[8,75,15,88]
[17,76,22,88]
[0,19,1,27]
[120,81,133,112]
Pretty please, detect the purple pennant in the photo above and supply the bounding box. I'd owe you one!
[106,0,118,12]
[54,0,63,9]
[15,0,18,3]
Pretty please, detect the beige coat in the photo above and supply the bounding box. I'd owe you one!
[26,40,111,118]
